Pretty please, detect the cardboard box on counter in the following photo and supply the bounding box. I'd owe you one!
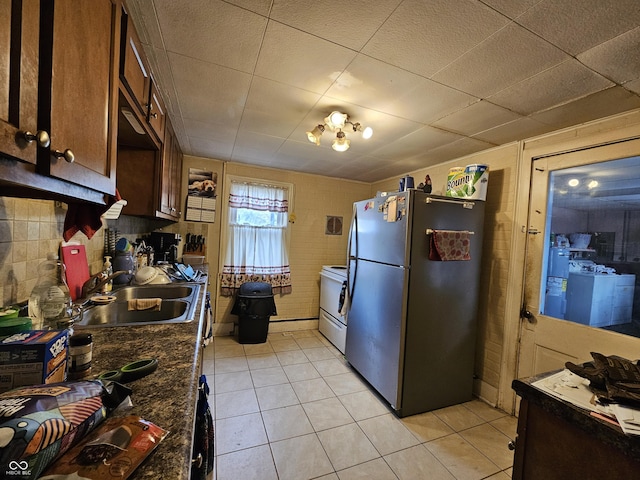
[0,330,69,393]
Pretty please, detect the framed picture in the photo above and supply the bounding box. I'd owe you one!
[186,168,217,222]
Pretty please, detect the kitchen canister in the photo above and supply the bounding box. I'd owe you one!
[69,332,93,380]
[445,164,489,200]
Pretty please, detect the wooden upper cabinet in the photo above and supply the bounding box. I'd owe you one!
[37,0,120,196]
[0,0,41,165]
[120,6,150,118]
[147,78,166,144]
[159,118,182,219]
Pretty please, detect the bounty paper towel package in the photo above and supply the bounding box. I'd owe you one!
[446,164,489,200]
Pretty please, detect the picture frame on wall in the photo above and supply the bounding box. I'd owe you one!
[185,168,217,222]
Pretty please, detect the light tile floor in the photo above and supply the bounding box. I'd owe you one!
[203,329,516,480]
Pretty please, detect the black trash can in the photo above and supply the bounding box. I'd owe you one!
[231,282,277,344]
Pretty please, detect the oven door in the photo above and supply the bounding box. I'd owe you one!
[319,309,346,354]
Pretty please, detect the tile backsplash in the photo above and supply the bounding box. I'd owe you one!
[0,198,104,307]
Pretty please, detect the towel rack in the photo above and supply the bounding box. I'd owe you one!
[425,197,475,209]
[426,229,475,235]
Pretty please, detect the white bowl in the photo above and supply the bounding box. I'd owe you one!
[134,266,159,285]
[569,233,591,249]
[149,271,171,284]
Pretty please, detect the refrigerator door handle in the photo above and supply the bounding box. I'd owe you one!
[346,206,358,303]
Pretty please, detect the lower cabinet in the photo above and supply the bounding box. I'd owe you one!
[512,378,640,480]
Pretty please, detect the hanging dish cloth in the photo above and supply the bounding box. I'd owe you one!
[127,298,162,311]
[429,230,472,261]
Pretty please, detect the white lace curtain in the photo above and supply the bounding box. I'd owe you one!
[220,181,292,296]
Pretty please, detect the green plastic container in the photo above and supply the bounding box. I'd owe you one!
[0,317,33,337]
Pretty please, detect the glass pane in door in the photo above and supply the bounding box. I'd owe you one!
[540,155,640,337]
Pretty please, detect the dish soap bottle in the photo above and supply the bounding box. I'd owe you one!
[102,255,113,293]
[28,253,72,330]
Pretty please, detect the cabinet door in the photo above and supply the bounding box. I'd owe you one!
[169,127,183,218]
[160,119,181,219]
[0,0,40,164]
[120,8,150,118]
[147,79,166,144]
[38,0,119,196]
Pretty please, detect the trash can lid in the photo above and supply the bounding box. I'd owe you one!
[238,282,273,296]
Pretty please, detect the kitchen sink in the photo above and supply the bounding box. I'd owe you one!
[75,283,201,327]
[109,284,198,301]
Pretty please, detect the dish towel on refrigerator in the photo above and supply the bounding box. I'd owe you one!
[429,230,471,261]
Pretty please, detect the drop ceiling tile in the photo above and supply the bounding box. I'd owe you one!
[269,0,402,51]
[370,126,464,160]
[169,53,251,126]
[231,131,284,164]
[324,55,478,123]
[578,27,640,85]
[432,23,569,98]
[419,137,498,167]
[183,119,238,145]
[225,0,272,16]
[480,0,541,19]
[488,59,614,115]
[625,79,640,95]
[362,0,509,77]
[472,116,551,145]
[239,78,320,138]
[431,100,522,136]
[530,86,640,130]
[254,22,357,94]
[516,0,640,55]
[188,134,233,161]
[153,0,267,72]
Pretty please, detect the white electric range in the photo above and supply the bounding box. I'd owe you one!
[319,265,347,353]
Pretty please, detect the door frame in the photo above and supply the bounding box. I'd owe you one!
[499,110,640,415]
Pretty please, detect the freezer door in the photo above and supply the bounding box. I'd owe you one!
[345,259,407,410]
[349,192,410,267]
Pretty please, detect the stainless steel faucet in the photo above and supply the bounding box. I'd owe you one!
[81,270,130,298]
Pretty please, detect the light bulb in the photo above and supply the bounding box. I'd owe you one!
[305,125,324,145]
[325,111,347,130]
[332,131,350,152]
[362,126,373,139]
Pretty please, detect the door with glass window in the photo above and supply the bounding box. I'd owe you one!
[517,140,640,380]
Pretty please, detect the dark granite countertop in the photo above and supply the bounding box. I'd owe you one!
[77,277,208,480]
[513,371,640,462]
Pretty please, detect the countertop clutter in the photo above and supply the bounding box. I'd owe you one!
[73,276,208,479]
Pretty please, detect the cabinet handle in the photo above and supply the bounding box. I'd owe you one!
[21,130,51,148]
[150,112,158,119]
[52,149,75,163]
[191,453,203,468]
[508,440,516,450]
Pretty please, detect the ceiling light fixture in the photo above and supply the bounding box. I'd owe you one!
[305,110,372,152]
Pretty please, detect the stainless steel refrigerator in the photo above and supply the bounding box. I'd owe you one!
[345,191,485,417]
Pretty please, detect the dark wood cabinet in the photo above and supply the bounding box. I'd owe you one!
[0,0,41,166]
[118,116,182,220]
[512,375,640,480]
[147,78,166,144]
[120,7,150,120]
[1,0,120,203]
[37,0,119,196]
[160,119,182,219]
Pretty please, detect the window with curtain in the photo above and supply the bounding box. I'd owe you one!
[220,180,292,296]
